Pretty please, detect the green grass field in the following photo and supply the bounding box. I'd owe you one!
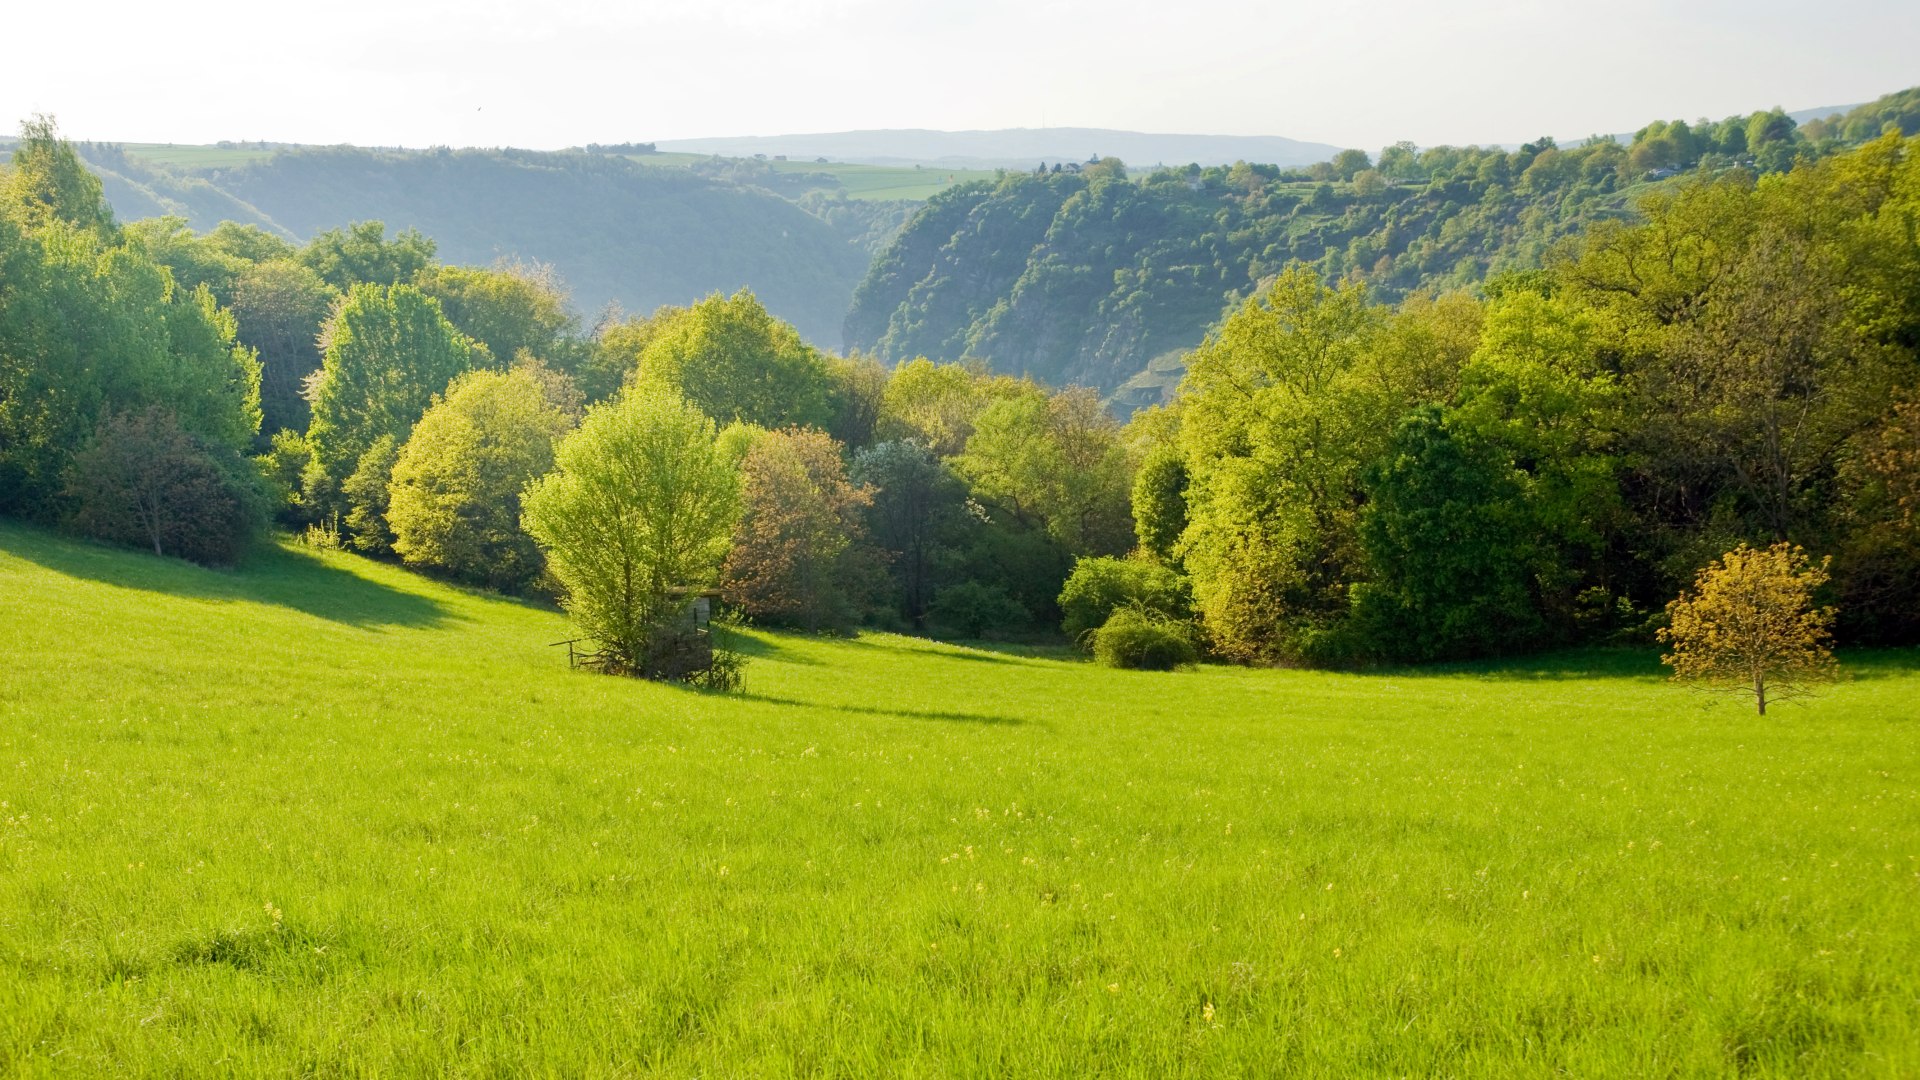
[116,144,282,169]
[625,152,1000,201]
[2,521,1917,1076]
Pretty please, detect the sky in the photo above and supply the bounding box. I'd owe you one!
[4,0,1916,152]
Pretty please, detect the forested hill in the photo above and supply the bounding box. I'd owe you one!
[848,86,1920,403]
[76,146,872,344]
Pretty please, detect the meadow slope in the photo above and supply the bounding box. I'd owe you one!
[1,523,1917,1077]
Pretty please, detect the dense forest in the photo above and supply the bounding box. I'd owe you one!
[848,87,1920,404]
[74,144,877,344]
[3,107,1916,674]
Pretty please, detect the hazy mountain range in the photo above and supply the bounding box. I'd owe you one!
[652,128,1348,169]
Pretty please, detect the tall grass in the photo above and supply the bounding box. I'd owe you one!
[2,521,1916,1076]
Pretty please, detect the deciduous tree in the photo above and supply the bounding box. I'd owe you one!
[1659,542,1837,714]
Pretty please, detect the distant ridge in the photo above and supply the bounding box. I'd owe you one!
[653,127,1348,169]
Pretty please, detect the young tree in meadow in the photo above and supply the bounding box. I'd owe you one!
[387,367,572,592]
[721,428,876,632]
[522,387,740,676]
[303,283,482,516]
[1659,543,1837,715]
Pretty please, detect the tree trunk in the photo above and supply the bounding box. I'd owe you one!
[1755,673,1767,716]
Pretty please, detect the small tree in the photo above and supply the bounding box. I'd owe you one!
[521,387,740,677]
[1659,543,1837,714]
[62,407,261,565]
[387,368,572,593]
[721,428,875,633]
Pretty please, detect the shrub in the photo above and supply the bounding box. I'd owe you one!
[930,581,1028,639]
[1090,606,1198,670]
[387,368,570,593]
[521,386,741,679]
[62,408,263,566]
[1058,555,1190,643]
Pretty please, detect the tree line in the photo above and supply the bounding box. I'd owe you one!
[847,86,1920,399]
[3,117,1916,677]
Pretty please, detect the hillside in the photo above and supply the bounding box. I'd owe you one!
[655,127,1346,169]
[3,522,1918,1073]
[849,86,1920,400]
[76,145,875,344]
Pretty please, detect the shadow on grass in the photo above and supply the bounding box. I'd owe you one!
[836,633,1072,667]
[1368,647,1670,682]
[722,632,822,666]
[731,691,1023,726]
[1833,647,1920,680]
[1,524,447,629]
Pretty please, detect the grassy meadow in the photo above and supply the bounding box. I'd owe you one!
[1,521,1917,1076]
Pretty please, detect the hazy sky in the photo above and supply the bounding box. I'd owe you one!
[5,0,1915,151]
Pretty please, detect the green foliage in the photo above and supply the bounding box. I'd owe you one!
[1176,268,1391,662]
[98,146,870,345]
[0,133,261,517]
[955,386,1134,557]
[929,580,1028,639]
[304,283,482,511]
[635,290,835,429]
[521,387,740,675]
[387,368,572,593]
[4,116,115,237]
[1057,556,1189,643]
[228,258,336,436]
[848,90,1920,399]
[413,262,574,369]
[341,436,399,555]
[298,220,437,291]
[1130,444,1188,565]
[721,428,876,632]
[1088,605,1198,670]
[850,439,972,629]
[60,407,263,565]
[1349,407,1545,662]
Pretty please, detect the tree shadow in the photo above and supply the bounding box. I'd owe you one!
[835,634,1069,667]
[723,631,823,666]
[1367,647,1670,682]
[730,691,1024,726]
[2,525,448,629]
[1833,648,1920,680]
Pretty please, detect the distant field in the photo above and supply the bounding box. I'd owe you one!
[622,151,1001,200]
[116,144,281,169]
[2,521,1917,1076]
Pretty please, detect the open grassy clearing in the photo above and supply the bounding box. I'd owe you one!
[621,152,999,200]
[114,144,282,169]
[1,521,1916,1076]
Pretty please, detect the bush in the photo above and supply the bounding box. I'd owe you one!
[1090,606,1198,670]
[62,408,264,566]
[930,581,1028,639]
[1058,556,1190,643]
